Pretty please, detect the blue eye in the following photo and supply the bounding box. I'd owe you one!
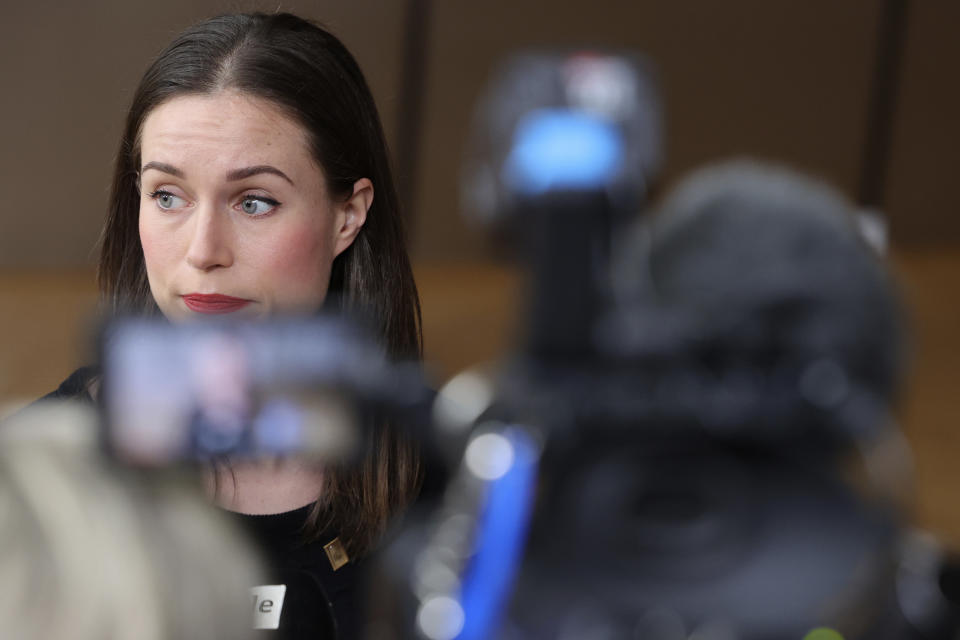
[239,196,279,216]
[149,190,187,211]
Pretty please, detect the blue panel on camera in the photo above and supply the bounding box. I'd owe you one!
[503,108,623,195]
[458,429,539,640]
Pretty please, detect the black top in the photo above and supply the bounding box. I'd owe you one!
[232,505,363,640]
[41,365,99,403]
[41,367,362,639]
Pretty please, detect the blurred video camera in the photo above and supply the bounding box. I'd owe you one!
[368,52,960,640]
[98,314,428,467]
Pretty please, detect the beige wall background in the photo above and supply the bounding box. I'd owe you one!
[1,1,958,544]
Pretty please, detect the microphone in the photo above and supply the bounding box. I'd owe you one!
[606,159,906,448]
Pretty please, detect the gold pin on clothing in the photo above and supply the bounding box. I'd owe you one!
[324,537,350,571]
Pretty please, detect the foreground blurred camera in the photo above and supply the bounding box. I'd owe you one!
[99,315,427,466]
[368,50,960,640]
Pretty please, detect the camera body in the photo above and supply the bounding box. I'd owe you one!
[99,315,427,466]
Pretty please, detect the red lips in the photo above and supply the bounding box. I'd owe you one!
[182,293,252,314]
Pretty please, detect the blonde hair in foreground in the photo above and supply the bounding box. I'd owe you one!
[0,403,264,640]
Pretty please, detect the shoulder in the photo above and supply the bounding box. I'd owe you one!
[39,366,100,404]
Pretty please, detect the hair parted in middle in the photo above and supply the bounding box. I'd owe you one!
[98,12,422,557]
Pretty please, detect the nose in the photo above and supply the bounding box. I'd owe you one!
[185,205,234,271]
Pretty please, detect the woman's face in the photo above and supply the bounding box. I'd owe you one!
[138,92,370,320]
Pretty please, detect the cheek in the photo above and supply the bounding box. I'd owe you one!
[138,215,185,270]
[259,222,338,302]
[138,210,175,274]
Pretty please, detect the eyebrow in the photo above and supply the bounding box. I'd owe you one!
[139,162,294,186]
[226,165,294,185]
[140,161,184,178]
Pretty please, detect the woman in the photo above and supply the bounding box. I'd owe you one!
[49,12,423,638]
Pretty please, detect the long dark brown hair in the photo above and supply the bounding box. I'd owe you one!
[98,13,422,557]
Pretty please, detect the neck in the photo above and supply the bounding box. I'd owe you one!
[205,457,325,515]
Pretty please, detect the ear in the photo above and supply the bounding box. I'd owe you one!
[333,178,373,257]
